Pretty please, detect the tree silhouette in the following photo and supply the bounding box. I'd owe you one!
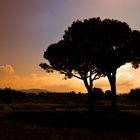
[40,18,105,111]
[92,87,104,100]
[93,19,132,110]
[124,30,140,68]
[129,88,140,101]
[40,17,133,111]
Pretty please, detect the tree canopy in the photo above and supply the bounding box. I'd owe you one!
[40,17,140,110]
[125,30,140,68]
[40,18,106,110]
[40,18,104,81]
[90,19,132,110]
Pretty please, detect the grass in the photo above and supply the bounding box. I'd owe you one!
[1,102,140,139]
[1,118,140,140]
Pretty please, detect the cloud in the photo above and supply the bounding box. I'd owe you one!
[0,72,86,92]
[0,64,15,75]
[31,73,38,80]
[31,73,86,92]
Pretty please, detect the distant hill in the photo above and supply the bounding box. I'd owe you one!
[20,89,49,94]
[19,89,78,94]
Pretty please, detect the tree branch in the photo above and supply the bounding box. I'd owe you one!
[92,73,103,81]
[60,70,83,80]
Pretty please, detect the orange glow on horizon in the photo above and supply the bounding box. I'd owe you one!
[0,64,140,94]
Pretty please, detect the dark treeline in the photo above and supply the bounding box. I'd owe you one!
[1,88,140,106]
[0,88,87,104]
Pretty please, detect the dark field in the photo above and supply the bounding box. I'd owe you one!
[1,89,140,139]
[0,103,140,140]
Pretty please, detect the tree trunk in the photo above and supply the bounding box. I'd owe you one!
[87,86,95,112]
[83,78,95,112]
[107,70,117,111]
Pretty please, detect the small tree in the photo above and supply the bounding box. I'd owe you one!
[93,87,104,100]
[129,88,140,101]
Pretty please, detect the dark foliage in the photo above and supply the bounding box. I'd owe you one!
[93,87,104,100]
[40,18,107,111]
[104,90,112,100]
[129,88,140,101]
[124,30,140,68]
[40,17,140,110]
[0,88,89,104]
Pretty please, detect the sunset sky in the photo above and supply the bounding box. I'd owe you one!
[0,0,140,93]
